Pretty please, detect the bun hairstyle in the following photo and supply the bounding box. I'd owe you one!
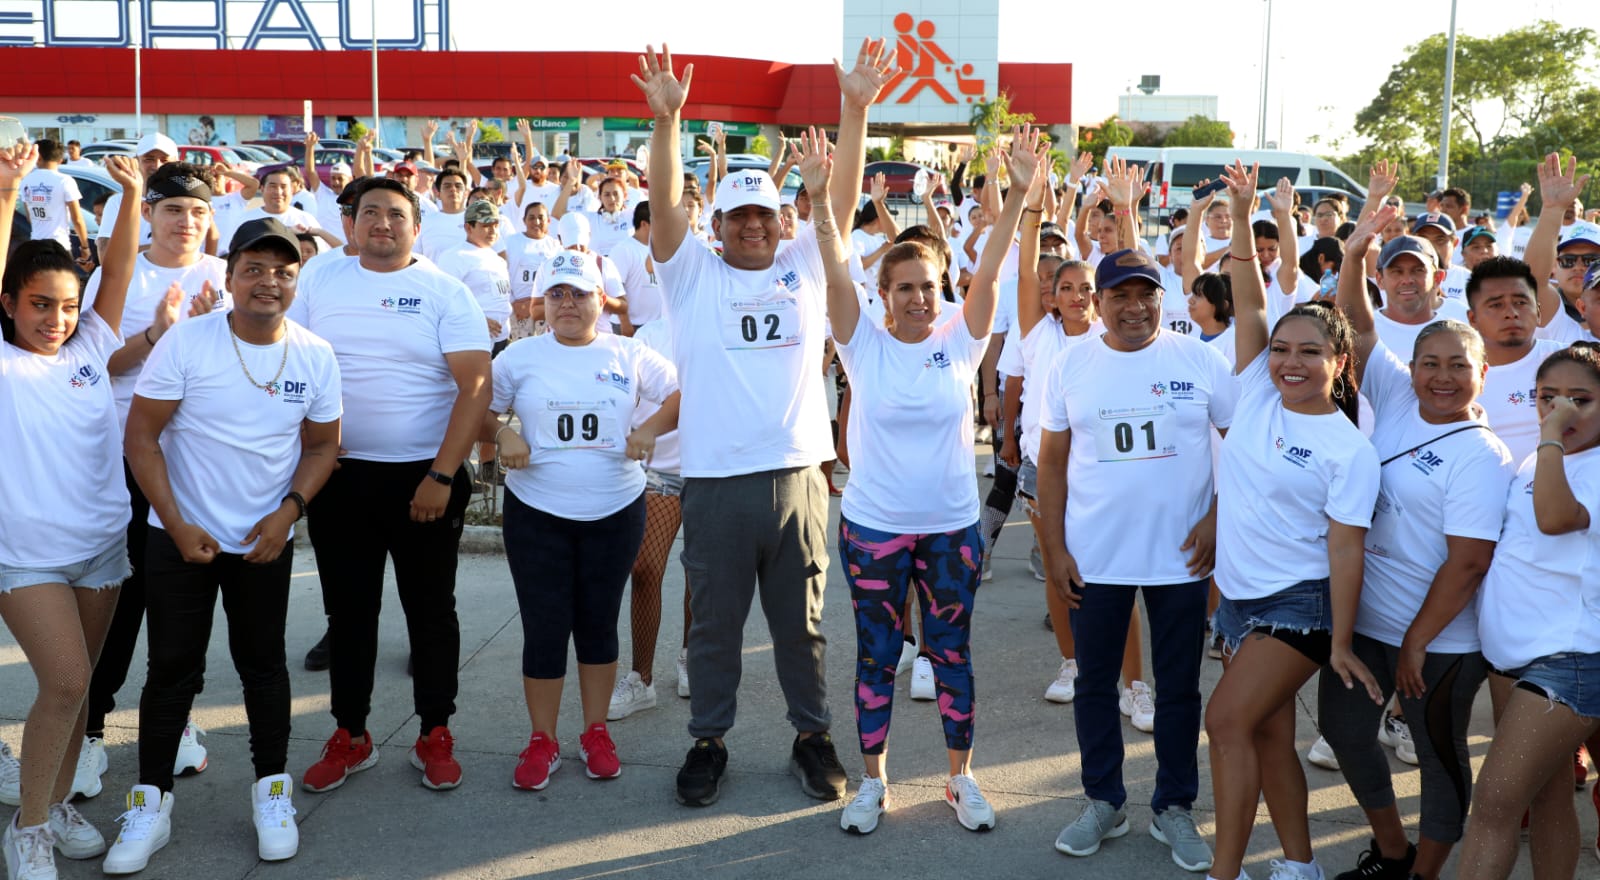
[1,240,79,343]
[1274,300,1361,426]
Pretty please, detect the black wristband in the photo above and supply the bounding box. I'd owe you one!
[426,469,454,487]
[143,327,156,346]
[282,491,307,520]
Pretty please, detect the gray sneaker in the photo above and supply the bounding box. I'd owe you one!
[1028,544,1046,582]
[1149,806,1213,872]
[1054,799,1128,856]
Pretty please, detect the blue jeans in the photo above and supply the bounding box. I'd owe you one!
[1507,652,1600,719]
[1069,578,1209,812]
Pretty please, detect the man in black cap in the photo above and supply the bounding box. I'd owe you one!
[111,218,342,874]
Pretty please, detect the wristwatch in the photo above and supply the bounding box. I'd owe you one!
[426,469,454,487]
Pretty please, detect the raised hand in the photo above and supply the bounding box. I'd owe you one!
[1220,161,1258,221]
[422,119,439,142]
[870,171,888,203]
[563,158,582,192]
[1068,150,1093,185]
[833,37,898,110]
[305,130,319,151]
[1190,177,1217,216]
[516,118,532,140]
[1367,158,1398,203]
[509,143,522,167]
[999,124,1046,193]
[0,142,39,188]
[631,44,694,118]
[1537,152,1591,208]
[466,119,479,145]
[695,139,715,157]
[1103,153,1145,210]
[151,282,183,337]
[793,127,834,202]
[103,155,141,196]
[1263,175,1295,216]
[1347,202,1401,255]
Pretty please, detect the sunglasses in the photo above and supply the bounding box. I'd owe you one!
[1557,253,1600,270]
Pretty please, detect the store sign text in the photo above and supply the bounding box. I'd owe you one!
[1,0,450,51]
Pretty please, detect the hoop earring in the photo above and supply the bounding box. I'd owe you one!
[1333,373,1347,400]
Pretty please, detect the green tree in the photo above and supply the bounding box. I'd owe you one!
[346,121,369,142]
[474,120,504,143]
[969,90,1035,164]
[1163,115,1233,148]
[749,134,771,158]
[1077,115,1132,168]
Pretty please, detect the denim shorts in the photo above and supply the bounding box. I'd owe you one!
[1016,455,1039,501]
[645,469,684,498]
[1505,652,1600,719]
[1212,578,1334,665]
[0,539,131,595]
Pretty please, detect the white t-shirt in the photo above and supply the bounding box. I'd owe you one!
[1478,448,1600,671]
[1373,309,1438,363]
[312,187,345,240]
[82,253,229,431]
[1357,344,1515,652]
[655,222,833,477]
[435,244,512,343]
[996,321,1023,378]
[1438,265,1472,305]
[287,256,490,462]
[209,191,251,255]
[504,233,562,301]
[992,280,1019,335]
[850,229,889,286]
[233,205,321,250]
[21,167,82,247]
[0,311,129,567]
[630,319,681,474]
[1481,339,1570,465]
[1538,308,1596,347]
[1018,316,1101,462]
[583,209,634,258]
[1040,331,1238,584]
[1214,352,1381,600]
[134,312,341,554]
[836,315,989,533]
[608,235,664,325]
[97,193,152,247]
[518,181,563,211]
[1158,267,1200,337]
[415,210,469,261]
[492,333,677,521]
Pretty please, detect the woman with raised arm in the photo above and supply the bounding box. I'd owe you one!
[811,125,1045,836]
[1203,161,1382,880]
[1,150,144,877]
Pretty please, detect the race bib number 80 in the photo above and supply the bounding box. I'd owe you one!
[1092,405,1178,463]
[721,295,800,350]
[535,400,621,451]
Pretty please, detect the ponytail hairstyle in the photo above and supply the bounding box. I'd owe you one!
[1536,342,1600,386]
[1,240,80,344]
[1274,300,1361,426]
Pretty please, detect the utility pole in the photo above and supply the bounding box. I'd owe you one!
[1256,0,1272,148]
[371,0,381,147]
[1437,0,1459,191]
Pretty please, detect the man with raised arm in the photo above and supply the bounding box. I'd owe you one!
[630,40,897,807]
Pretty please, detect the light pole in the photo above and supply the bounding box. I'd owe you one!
[1436,0,1459,191]
[371,0,380,147]
[1256,0,1272,149]
[133,3,143,135]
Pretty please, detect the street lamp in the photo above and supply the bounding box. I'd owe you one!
[1436,0,1459,191]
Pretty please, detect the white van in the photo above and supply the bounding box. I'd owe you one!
[1106,146,1367,210]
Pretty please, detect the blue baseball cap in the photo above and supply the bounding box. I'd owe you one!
[1584,261,1600,292]
[1411,212,1456,237]
[1378,235,1440,271]
[1095,249,1162,290]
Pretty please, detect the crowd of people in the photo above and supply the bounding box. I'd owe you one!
[4,36,1600,880]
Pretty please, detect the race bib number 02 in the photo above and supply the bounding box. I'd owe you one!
[535,400,621,451]
[1092,405,1178,463]
[721,294,801,350]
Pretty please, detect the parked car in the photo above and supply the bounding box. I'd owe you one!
[254,148,359,187]
[863,160,936,204]
[241,142,294,164]
[8,163,119,271]
[80,142,135,163]
[689,159,801,199]
[245,139,314,161]
[177,145,257,174]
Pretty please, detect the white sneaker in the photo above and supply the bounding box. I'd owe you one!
[675,649,691,698]
[0,742,19,807]
[910,656,937,701]
[946,774,996,831]
[69,737,105,800]
[1119,682,1156,733]
[896,639,918,675]
[1028,544,1047,582]
[1306,736,1340,771]
[982,460,995,478]
[1379,715,1418,766]
[1045,659,1078,704]
[606,671,658,721]
[173,720,207,776]
[3,817,56,880]
[250,774,298,861]
[83,737,107,778]
[49,801,105,859]
[102,785,172,875]
[840,776,888,834]
[1268,857,1326,880]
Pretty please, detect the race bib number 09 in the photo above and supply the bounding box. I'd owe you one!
[721,295,800,350]
[535,400,621,451]
[1092,405,1178,463]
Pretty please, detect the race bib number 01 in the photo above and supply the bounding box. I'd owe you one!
[721,295,800,350]
[535,399,621,451]
[1092,405,1178,463]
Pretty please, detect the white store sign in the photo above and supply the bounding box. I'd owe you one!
[842,0,999,124]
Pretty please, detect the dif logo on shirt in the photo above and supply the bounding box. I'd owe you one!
[68,364,103,389]
[279,380,308,404]
[1276,437,1313,468]
[1150,379,1196,401]
[594,370,631,392]
[1507,388,1534,406]
[923,351,951,370]
[1408,449,1444,476]
[776,270,801,291]
[379,296,424,315]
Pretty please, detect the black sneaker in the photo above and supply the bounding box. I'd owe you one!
[676,738,728,807]
[304,630,331,671]
[790,733,847,800]
[1334,839,1416,880]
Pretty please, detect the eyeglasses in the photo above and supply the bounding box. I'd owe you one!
[1314,211,1338,219]
[1557,253,1600,270]
[544,288,595,300]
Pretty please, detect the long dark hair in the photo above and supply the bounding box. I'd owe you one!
[1298,236,1344,283]
[1274,300,1361,426]
[1191,272,1234,323]
[2,240,80,345]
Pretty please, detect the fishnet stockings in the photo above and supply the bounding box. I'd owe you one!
[628,490,686,684]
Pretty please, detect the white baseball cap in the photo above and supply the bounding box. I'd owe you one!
[539,251,604,295]
[1559,221,1600,252]
[556,212,591,248]
[135,132,179,159]
[330,162,353,176]
[715,169,780,213]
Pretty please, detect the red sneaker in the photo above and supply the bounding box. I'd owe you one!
[513,732,561,791]
[579,723,622,780]
[302,729,377,793]
[410,727,462,790]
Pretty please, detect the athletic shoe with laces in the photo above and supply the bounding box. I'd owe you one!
[173,720,207,776]
[1054,799,1128,856]
[1306,735,1340,771]
[49,801,105,859]
[579,723,622,780]
[250,774,298,861]
[675,649,691,698]
[790,734,847,801]
[1028,544,1046,582]
[1376,715,1418,766]
[1,742,21,807]
[301,729,378,793]
[607,671,657,721]
[1045,659,1078,704]
[102,785,172,875]
[410,727,462,790]
[840,776,888,834]
[83,737,107,779]
[945,774,996,831]
[3,817,55,880]
[675,738,728,807]
[1119,681,1156,733]
[68,738,103,800]
[512,733,561,790]
[910,656,937,701]
[1268,858,1326,880]
[1331,838,1414,880]
[1150,805,1213,872]
[896,638,918,675]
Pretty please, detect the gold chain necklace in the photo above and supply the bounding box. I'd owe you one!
[226,315,288,395]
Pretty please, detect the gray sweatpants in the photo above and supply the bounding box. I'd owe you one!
[1316,632,1489,843]
[680,466,831,740]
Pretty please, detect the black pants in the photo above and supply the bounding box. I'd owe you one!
[88,462,206,736]
[308,459,471,736]
[138,528,293,792]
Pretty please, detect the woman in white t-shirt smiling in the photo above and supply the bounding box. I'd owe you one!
[811,125,1045,836]
[487,251,680,794]
[0,150,142,872]
[1457,343,1600,879]
[1203,161,1383,880]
